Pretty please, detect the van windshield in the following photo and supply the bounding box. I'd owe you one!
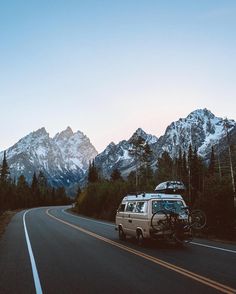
[152,200,185,214]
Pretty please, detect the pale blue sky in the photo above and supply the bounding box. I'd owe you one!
[0,0,236,152]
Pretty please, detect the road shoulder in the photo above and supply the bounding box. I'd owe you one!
[0,210,19,239]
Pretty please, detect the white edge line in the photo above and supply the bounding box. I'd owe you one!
[62,209,115,228]
[61,208,236,254]
[23,210,43,294]
[190,241,236,254]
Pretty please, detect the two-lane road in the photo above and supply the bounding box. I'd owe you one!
[0,207,236,294]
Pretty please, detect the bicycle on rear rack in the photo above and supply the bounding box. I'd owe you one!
[151,205,206,245]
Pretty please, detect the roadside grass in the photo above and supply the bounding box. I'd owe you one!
[0,210,19,239]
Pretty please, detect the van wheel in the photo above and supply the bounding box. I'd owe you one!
[136,230,145,246]
[118,227,126,241]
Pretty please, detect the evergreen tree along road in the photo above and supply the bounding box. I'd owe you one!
[0,206,236,294]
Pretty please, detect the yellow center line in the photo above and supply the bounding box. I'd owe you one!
[46,209,236,294]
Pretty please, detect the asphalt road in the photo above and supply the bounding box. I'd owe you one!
[0,206,236,294]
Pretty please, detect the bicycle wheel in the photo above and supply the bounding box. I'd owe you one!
[151,210,169,232]
[173,223,193,245]
[190,209,206,230]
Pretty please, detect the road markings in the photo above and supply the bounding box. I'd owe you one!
[46,209,236,294]
[62,209,115,227]
[190,242,236,254]
[62,209,236,255]
[23,210,43,294]
[64,209,236,255]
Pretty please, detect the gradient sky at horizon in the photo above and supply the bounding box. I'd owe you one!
[0,0,236,152]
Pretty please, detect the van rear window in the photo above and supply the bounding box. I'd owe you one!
[152,200,184,214]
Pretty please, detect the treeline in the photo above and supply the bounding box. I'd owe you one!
[75,137,236,239]
[0,152,71,214]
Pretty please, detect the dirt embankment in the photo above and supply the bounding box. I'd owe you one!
[0,211,19,239]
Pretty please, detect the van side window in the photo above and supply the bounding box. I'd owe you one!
[152,201,162,214]
[134,202,146,213]
[118,204,126,212]
[126,202,136,212]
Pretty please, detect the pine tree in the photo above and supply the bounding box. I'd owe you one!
[155,151,173,184]
[88,160,99,183]
[182,151,188,185]
[188,146,204,206]
[129,136,152,189]
[187,144,193,204]
[192,146,200,190]
[0,151,10,184]
[127,171,136,190]
[55,187,67,204]
[139,164,154,191]
[16,175,29,208]
[0,152,11,210]
[76,185,82,197]
[111,169,123,181]
[129,136,152,167]
[38,171,49,204]
[51,187,56,204]
[31,172,39,206]
[176,148,183,180]
[31,172,38,192]
[142,143,152,167]
[38,171,48,189]
[208,146,216,176]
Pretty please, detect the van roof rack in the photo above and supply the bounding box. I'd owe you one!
[127,192,146,196]
[123,193,183,201]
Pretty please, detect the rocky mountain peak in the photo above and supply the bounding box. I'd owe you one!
[33,127,49,137]
[135,128,147,136]
[73,130,87,141]
[129,128,158,144]
[1,108,235,195]
[54,126,74,141]
[102,142,116,155]
[0,127,98,191]
[155,108,236,158]
[186,108,215,120]
[65,126,73,134]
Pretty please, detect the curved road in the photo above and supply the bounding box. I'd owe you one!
[0,206,236,294]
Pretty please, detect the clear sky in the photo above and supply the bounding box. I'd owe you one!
[0,0,236,152]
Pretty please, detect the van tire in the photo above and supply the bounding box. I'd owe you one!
[118,227,126,241]
[136,230,145,246]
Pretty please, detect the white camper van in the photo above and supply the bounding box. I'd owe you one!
[115,192,190,244]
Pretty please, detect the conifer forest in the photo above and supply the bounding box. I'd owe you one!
[76,136,236,240]
[0,151,71,215]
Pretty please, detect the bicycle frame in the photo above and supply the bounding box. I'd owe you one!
[151,206,206,244]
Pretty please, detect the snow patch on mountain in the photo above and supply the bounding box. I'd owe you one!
[94,109,236,180]
[0,127,98,188]
[94,128,157,178]
[154,108,236,158]
[53,127,97,172]
[0,108,235,192]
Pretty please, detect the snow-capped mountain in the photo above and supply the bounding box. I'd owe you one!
[153,108,235,158]
[0,108,234,191]
[0,127,98,188]
[53,126,97,172]
[94,109,236,179]
[130,128,158,145]
[94,128,158,178]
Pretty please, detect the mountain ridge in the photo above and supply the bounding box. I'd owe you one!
[0,108,235,194]
[0,127,98,189]
[94,108,236,180]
